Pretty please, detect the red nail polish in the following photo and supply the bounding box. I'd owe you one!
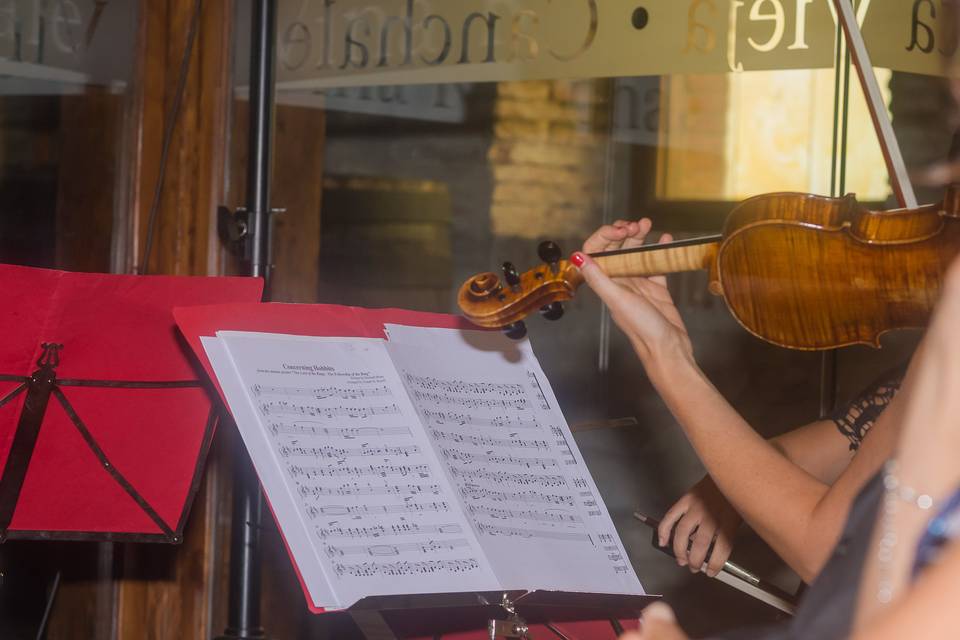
[570,252,585,268]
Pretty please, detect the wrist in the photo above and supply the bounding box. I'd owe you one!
[644,350,711,413]
[640,338,700,385]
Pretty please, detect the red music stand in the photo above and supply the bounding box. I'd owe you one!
[174,302,656,639]
[0,264,262,542]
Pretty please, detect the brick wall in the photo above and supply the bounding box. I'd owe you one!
[488,80,610,239]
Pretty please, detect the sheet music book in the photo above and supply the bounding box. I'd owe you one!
[201,324,643,611]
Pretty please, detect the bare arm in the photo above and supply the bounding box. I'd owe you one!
[660,418,851,576]
[768,418,854,484]
[853,273,960,631]
[852,541,960,640]
[648,355,903,582]
[576,220,904,582]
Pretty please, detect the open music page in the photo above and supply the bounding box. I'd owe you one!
[384,325,643,596]
[204,333,500,611]
[203,327,643,610]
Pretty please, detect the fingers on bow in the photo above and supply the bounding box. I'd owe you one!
[583,219,652,253]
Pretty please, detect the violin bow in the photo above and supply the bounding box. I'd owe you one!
[832,0,918,208]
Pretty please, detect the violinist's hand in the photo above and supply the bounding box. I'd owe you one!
[574,219,693,369]
[619,603,689,640]
[659,475,741,577]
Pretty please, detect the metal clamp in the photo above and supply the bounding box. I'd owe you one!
[216,206,287,256]
[488,594,531,640]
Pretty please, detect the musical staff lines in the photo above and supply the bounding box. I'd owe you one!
[467,504,583,524]
[316,522,463,540]
[450,468,568,488]
[440,448,557,469]
[466,504,582,524]
[477,523,591,543]
[413,389,528,411]
[422,409,539,430]
[298,483,443,499]
[218,329,647,604]
[260,400,400,419]
[325,538,472,557]
[430,429,550,451]
[253,383,392,400]
[458,486,575,507]
[404,374,524,397]
[289,463,432,480]
[269,423,413,439]
[279,444,420,459]
[334,559,481,578]
[306,501,451,519]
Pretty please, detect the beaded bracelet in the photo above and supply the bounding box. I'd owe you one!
[877,460,938,604]
[883,462,936,511]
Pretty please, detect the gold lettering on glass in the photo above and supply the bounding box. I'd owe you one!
[547,0,597,62]
[684,0,718,54]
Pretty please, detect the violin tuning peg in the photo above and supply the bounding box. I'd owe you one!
[502,321,527,340]
[502,262,521,291]
[539,302,564,321]
[537,241,562,273]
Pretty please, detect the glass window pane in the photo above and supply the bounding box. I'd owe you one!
[0,2,138,272]
[238,1,959,634]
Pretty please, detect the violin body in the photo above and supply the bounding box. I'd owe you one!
[715,190,960,349]
[458,187,960,351]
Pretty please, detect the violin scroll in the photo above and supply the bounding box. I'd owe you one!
[458,240,583,337]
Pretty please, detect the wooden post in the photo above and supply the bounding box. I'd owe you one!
[47,1,237,638]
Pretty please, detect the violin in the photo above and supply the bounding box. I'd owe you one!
[458,188,960,351]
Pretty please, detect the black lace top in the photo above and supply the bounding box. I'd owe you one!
[830,366,907,451]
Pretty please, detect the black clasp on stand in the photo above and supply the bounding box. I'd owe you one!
[217,207,286,264]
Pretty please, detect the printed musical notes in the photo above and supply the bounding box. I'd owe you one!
[440,448,558,469]
[334,559,481,578]
[260,400,401,419]
[297,483,443,499]
[278,444,421,459]
[422,409,539,429]
[404,374,524,397]
[305,501,451,519]
[289,463,432,479]
[269,423,411,438]
[325,538,472,557]
[466,504,582,524]
[213,333,501,607]
[206,327,643,609]
[253,383,392,400]
[477,522,592,543]
[413,389,529,410]
[449,468,568,488]
[430,429,550,451]
[385,327,644,597]
[458,486,575,507]
[316,522,463,540]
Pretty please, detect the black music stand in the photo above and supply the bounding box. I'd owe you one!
[342,590,658,639]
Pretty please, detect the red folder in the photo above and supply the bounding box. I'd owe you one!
[0,264,262,542]
[173,303,639,638]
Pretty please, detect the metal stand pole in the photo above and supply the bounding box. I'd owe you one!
[217,1,276,638]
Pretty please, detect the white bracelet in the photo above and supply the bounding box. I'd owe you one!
[883,461,936,511]
[877,460,938,603]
